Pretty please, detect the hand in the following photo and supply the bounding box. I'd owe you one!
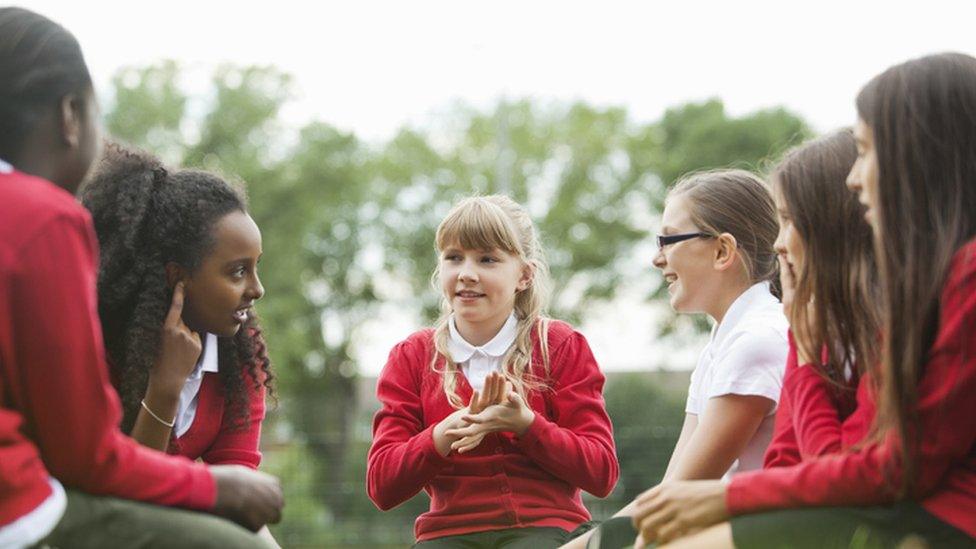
[149,282,202,395]
[210,465,284,531]
[469,371,510,414]
[778,254,796,318]
[631,480,728,547]
[447,389,535,453]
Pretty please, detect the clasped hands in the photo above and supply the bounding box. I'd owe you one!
[434,371,535,456]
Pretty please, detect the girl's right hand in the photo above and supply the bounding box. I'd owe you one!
[432,372,511,456]
[148,282,202,398]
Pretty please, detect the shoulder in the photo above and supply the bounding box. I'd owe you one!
[0,171,91,255]
[539,318,581,349]
[382,329,435,372]
[945,238,976,294]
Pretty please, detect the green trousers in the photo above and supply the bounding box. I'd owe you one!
[33,490,271,549]
[414,523,598,549]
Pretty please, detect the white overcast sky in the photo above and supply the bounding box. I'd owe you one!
[16,0,976,373]
[18,0,976,142]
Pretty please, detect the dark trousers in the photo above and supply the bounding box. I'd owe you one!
[415,523,598,549]
[33,490,271,549]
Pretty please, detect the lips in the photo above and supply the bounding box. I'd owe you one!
[455,290,485,300]
[233,305,252,323]
[663,273,678,291]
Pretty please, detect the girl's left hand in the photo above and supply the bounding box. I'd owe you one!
[446,391,536,453]
[630,480,729,547]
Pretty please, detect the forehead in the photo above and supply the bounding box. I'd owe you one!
[853,119,873,143]
[660,193,695,229]
[208,210,262,258]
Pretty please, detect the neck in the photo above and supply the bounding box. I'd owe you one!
[454,311,511,347]
[9,131,70,192]
[706,278,755,325]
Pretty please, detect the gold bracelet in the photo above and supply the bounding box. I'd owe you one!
[141,399,175,428]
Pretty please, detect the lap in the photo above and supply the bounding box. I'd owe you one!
[730,502,973,549]
[36,490,270,549]
[415,526,576,549]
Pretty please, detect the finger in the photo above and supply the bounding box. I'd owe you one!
[492,374,505,404]
[460,413,488,424]
[165,282,186,327]
[470,390,483,414]
[634,532,647,549]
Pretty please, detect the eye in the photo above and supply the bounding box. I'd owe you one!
[443,253,461,261]
[232,266,246,278]
[480,255,498,263]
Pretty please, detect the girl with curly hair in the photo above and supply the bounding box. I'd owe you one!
[82,143,274,467]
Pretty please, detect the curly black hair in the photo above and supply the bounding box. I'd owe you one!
[81,143,274,434]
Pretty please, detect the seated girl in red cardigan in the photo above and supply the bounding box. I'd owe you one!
[763,129,881,470]
[628,53,976,549]
[81,144,277,540]
[367,195,619,547]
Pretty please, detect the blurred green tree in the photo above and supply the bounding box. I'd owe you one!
[103,62,810,546]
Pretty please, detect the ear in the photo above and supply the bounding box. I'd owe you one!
[516,262,535,292]
[165,262,188,289]
[713,233,739,272]
[58,93,84,149]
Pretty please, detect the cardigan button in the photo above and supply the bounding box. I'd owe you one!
[494,447,503,454]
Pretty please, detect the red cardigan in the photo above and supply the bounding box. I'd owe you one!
[0,170,214,527]
[367,320,619,541]
[728,238,976,539]
[763,333,866,468]
[167,369,266,469]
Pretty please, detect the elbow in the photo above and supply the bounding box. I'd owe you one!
[588,459,619,498]
[366,481,400,511]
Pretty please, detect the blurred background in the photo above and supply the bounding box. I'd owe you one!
[18,1,976,546]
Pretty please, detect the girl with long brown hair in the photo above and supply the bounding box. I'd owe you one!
[367,195,618,547]
[622,53,976,549]
[762,129,880,470]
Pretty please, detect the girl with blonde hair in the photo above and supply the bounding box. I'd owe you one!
[368,195,618,548]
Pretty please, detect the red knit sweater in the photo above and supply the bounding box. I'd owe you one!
[167,370,266,469]
[763,334,867,468]
[367,320,618,541]
[0,170,215,527]
[728,238,976,539]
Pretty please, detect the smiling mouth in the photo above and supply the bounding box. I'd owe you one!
[455,290,485,299]
[663,274,678,290]
[233,306,252,323]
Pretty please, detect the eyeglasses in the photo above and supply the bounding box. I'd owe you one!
[656,232,713,249]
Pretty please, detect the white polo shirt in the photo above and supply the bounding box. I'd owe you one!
[173,333,220,438]
[685,281,789,480]
[448,313,518,391]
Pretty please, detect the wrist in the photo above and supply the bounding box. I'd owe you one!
[514,409,535,436]
[144,378,182,414]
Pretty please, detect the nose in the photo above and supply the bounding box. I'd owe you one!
[773,229,787,255]
[458,260,478,282]
[247,273,265,301]
[652,246,666,270]
[846,163,861,193]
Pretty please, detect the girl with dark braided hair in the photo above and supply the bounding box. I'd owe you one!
[0,6,281,548]
[82,143,275,474]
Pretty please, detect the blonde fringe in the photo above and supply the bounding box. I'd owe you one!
[427,195,554,408]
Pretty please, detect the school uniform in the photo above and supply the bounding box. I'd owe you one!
[367,318,618,545]
[685,281,789,480]
[0,166,262,548]
[726,238,976,547]
[163,333,266,468]
[763,333,866,468]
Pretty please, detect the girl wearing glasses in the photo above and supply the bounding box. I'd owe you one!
[565,169,788,548]
[626,53,976,549]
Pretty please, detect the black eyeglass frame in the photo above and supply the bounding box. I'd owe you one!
[656,232,713,249]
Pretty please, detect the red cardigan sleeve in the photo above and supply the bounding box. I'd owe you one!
[200,370,266,469]
[10,210,215,509]
[515,330,619,497]
[367,336,452,510]
[728,244,976,514]
[763,339,802,468]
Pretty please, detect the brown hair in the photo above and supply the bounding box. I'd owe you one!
[430,195,553,408]
[857,52,976,495]
[669,169,782,299]
[771,129,881,393]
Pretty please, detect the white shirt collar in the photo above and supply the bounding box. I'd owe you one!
[447,312,518,363]
[0,159,13,174]
[198,333,220,374]
[711,281,777,347]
